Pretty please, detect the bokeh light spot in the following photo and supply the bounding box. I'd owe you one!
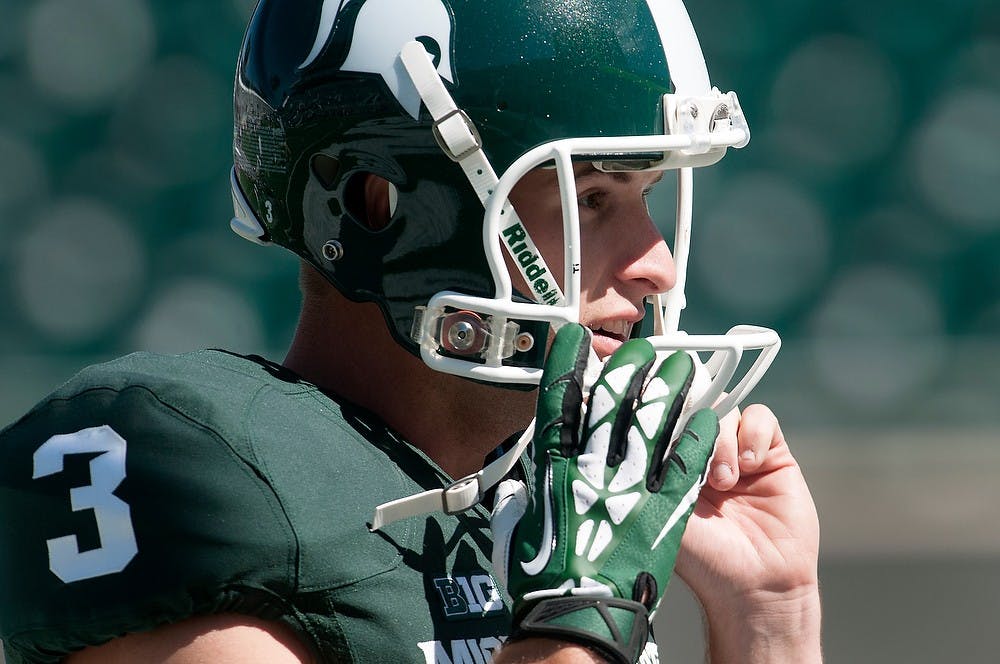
[132,280,264,354]
[943,39,1000,92]
[231,0,259,20]
[26,0,155,109]
[0,132,48,221]
[809,266,945,409]
[15,199,145,342]
[913,88,1000,232]
[694,173,831,318]
[768,35,900,175]
[111,56,228,187]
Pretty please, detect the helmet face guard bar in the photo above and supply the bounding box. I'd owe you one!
[652,325,781,422]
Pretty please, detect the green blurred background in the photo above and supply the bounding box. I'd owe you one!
[1,0,998,661]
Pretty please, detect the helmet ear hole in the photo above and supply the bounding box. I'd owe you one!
[310,153,340,191]
[344,172,393,232]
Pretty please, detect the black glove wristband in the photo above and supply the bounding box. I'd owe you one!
[509,596,650,664]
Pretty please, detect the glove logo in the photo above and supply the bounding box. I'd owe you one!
[519,459,554,576]
[300,0,456,119]
[651,448,712,549]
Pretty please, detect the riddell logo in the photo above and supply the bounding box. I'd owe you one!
[501,224,561,306]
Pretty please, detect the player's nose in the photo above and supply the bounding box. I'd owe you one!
[614,204,676,296]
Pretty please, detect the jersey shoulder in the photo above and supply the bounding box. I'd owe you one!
[0,351,310,663]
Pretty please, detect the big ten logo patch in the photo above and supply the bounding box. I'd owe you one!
[432,572,504,621]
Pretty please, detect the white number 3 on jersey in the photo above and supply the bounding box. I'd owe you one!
[32,425,138,583]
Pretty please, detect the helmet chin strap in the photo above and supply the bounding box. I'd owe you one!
[372,43,565,532]
[370,422,535,532]
[370,342,605,532]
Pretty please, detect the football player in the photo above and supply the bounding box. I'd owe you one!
[0,1,821,663]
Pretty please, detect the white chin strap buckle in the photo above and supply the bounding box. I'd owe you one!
[369,424,535,531]
[368,470,484,532]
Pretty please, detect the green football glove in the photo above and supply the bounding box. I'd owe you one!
[492,324,718,664]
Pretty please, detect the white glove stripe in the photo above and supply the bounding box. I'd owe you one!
[635,400,667,440]
[604,364,636,395]
[587,520,614,561]
[606,492,642,525]
[608,428,647,492]
[572,480,599,514]
[588,384,616,425]
[575,519,595,557]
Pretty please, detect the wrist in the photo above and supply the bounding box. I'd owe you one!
[703,585,822,664]
[509,597,650,664]
[494,637,606,664]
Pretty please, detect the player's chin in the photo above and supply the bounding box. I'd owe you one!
[589,330,628,359]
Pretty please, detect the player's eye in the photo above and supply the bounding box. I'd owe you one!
[578,191,606,210]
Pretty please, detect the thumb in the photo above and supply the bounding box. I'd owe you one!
[535,324,592,457]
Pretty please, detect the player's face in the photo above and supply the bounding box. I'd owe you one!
[508,164,675,359]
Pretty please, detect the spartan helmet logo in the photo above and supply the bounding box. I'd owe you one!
[300,0,455,119]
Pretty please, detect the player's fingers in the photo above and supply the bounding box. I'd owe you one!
[673,409,719,481]
[707,406,740,490]
[583,339,656,467]
[736,403,780,473]
[641,409,717,581]
[537,323,592,456]
[643,351,696,490]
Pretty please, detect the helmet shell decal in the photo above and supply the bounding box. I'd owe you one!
[300,0,455,119]
[299,0,349,70]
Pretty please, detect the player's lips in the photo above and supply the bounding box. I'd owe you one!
[586,315,643,358]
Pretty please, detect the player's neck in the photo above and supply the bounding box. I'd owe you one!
[283,292,535,479]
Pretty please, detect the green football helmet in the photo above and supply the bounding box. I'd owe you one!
[231,0,778,413]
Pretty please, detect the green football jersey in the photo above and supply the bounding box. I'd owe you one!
[0,351,512,663]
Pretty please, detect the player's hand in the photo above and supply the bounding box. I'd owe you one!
[676,404,822,662]
[491,323,718,664]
